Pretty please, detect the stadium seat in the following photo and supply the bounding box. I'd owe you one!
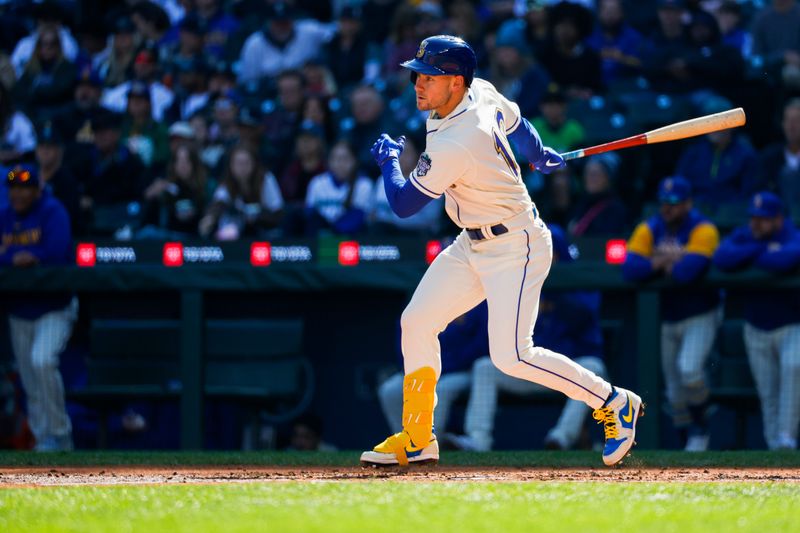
[615,91,692,132]
[68,319,182,447]
[204,319,314,423]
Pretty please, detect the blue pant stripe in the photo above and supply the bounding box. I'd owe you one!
[515,229,606,403]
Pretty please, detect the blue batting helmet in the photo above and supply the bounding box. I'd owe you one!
[401,35,476,86]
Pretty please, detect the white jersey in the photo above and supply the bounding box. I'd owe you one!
[408,77,534,228]
[305,172,374,224]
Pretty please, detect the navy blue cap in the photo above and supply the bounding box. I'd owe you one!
[38,122,63,144]
[180,13,207,34]
[401,35,477,84]
[658,176,691,204]
[77,65,102,87]
[748,191,783,218]
[113,16,136,34]
[340,6,362,19]
[91,109,123,131]
[267,2,297,21]
[6,164,40,188]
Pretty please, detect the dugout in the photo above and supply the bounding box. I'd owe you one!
[0,238,794,451]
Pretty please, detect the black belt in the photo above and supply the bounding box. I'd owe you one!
[466,224,508,241]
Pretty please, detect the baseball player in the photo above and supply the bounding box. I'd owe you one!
[622,176,721,452]
[444,225,608,452]
[713,192,800,450]
[360,35,643,467]
[0,165,76,451]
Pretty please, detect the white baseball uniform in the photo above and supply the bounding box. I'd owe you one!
[402,78,613,410]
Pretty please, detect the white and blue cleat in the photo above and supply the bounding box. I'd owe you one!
[360,435,439,467]
[593,387,644,466]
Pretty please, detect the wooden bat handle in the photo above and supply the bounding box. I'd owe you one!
[559,107,746,161]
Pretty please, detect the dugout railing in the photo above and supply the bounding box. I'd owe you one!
[0,258,796,450]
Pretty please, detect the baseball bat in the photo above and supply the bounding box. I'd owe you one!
[560,107,746,161]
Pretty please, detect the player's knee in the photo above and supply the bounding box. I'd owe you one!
[488,352,519,377]
[678,361,706,387]
[29,349,58,372]
[400,306,427,335]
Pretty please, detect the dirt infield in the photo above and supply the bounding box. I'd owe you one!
[2,465,799,487]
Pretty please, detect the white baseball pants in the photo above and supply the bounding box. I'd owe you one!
[464,355,608,450]
[744,323,800,449]
[401,211,612,413]
[8,298,78,443]
[660,307,722,425]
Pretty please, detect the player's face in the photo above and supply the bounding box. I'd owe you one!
[413,74,463,116]
[749,216,782,240]
[659,200,690,224]
[9,185,41,215]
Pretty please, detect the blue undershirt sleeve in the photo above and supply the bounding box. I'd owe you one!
[755,243,800,273]
[712,240,764,271]
[507,117,546,166]
[621,252,655,281]
[670,253,710,283]
[380,158,434,218]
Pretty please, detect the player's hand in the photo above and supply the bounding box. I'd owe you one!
[371,134,405,167]
[530,147,565,174]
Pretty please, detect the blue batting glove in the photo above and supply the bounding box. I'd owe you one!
[371,134,406,167]
[530,147,566,174]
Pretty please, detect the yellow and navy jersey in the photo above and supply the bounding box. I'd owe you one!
[627,210,719,259]
[0,191,73,319]
[623,209,721,321]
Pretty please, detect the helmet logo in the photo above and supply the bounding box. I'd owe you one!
[416,41,427,59]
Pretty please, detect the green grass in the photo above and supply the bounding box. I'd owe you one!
[2,482,799,532]
[2,450,800,468]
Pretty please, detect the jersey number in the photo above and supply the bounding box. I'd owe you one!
[493,109,519,178]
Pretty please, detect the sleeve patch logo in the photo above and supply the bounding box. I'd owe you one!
[415,153,432,177]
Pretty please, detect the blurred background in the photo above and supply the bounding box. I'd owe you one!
[0,0,797,455]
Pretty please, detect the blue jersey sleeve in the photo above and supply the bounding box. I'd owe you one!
[379,158,434,218]
[713,231,765,271]
[26,202,72,264]
[754,242,800,273]
[622,252,656,281]
[670,253,711,283]
[507,117,547,167]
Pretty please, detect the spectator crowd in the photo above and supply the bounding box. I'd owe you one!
[0,0,796,242]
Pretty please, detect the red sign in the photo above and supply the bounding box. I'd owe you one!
[425,240,443,264]
[250,242,271,266]
[76,243,96,267]
[605,239,627,264]
[163,242,184,267]
[338,241,360,266]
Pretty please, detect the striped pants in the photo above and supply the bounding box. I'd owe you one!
[661,307,722,426]
[8,298,78,443]
[400,216,612,412]
[744,323,800,449]
[464,355,608,450]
